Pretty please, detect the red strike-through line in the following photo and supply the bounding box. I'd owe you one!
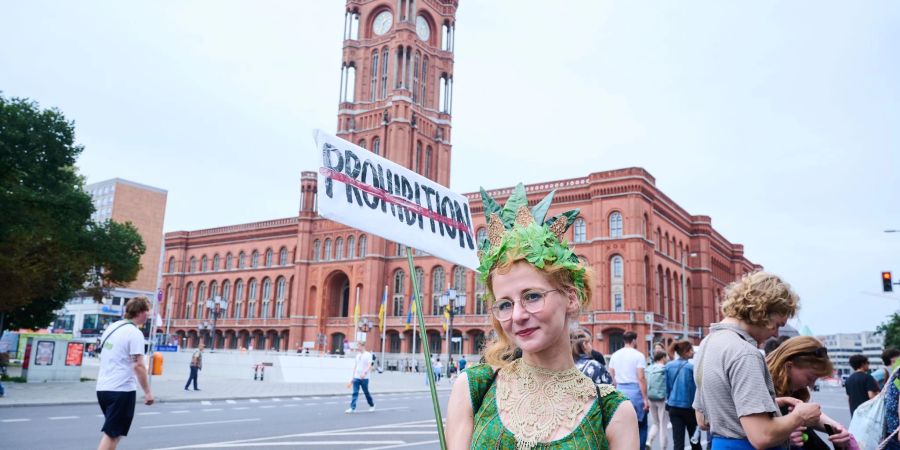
[320,168,472,235]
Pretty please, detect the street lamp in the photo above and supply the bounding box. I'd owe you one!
[681,252,699,339]
[197,321,210,348]
[205,296,227,352]
[440,288,466,378]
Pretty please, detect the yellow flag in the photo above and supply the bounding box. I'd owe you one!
[443,305,450,331]
[353,297,360,327]
[378,303,385,331]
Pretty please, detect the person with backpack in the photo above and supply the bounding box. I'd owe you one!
[646,350,669,450]
[571,328,613,385]
[667,340,701,450]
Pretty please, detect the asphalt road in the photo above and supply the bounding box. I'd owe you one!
[0,385,854,450]
[0,390,450,450]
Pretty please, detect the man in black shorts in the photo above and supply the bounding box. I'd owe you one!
[95,297,155,449]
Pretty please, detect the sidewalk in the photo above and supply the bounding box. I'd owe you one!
[0,359,453,408]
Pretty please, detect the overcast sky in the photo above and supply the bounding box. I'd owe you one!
[2,1,898,335]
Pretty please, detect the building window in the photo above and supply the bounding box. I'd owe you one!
[275,276,286,319]
[234,279,244,319]
[431,266,445,315]
[612,255,624,279]
[372,137,381,156]
[335,238,344,260]
[200,256,207,273]
[238,252,246,269]
[392,269,405,316]
[609,212,623,238]
[347,236,355,258]
[189,257,197,273]
[225,253,233,270]
[265,249,273,267]
[222,280,231,303]
[396,242,405,256]
[424,146,432,179]
[168,257,176,273]
[358,139,366,149]
[184,283,194,319]
[212,254,220,271]
[324,239,332,261]
[262,278,272,301]
[251,251,259,268]
[421,57,428,107]
[279,247,288,266]
[359,235,367,257]
[475,278,487,315]
[370,50,379,101]
[573,218,587,243]
[453,266,466,291]
[611,255,624,312]
[613,289,624,312]
[380,47,389,100]
[476,227,487,246]
[197,282,207,319]
[313,240,320,261]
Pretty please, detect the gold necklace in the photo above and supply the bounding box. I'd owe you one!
[497,358,597,450]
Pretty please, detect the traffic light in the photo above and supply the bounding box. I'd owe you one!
[884,271,894,293]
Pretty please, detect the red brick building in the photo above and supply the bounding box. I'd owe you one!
[160,0,759,356]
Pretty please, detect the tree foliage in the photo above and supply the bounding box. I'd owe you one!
[84,220,146,302]
[0,94,145,332]
[877,312,900,350]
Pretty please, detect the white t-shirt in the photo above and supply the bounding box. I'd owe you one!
[96,320,145,392]
[353,351,373,379]
[608,346,646,384]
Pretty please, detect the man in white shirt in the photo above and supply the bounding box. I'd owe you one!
[345,341,376,413]
[608,331,649,449]
[95,296,154,450]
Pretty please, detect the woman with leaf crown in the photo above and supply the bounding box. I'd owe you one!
[446,184,639,449]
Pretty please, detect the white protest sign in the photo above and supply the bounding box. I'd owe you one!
[314,129,479,270]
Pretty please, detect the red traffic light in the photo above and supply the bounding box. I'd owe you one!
[884,272,894,293]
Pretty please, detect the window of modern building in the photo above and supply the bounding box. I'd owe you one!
[573,218,587,243]
[609,212,623,238]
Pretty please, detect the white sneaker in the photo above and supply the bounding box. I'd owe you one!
[344,408,354,414]
[369,405,376,412]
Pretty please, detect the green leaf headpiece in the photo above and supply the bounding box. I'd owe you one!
[476,183,587,303]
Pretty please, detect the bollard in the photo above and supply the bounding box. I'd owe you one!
[151,352,164,375]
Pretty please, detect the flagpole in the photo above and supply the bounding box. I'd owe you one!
[354,285,360,348]
[407,248,446,450]
[380,285,387,372]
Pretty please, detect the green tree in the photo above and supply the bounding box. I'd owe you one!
[877,312,900,350]
[0,94,145,334]
[84,220,146,302]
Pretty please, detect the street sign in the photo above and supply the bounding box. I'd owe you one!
[156,345,178,352]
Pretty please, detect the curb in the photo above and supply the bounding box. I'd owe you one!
[0,386,452,409]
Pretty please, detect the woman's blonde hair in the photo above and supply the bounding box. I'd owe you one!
[721,271,799,327]
[765,336,833,401]
[480,247,594,368]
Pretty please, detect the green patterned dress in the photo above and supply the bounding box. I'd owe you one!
[467,363,627,449]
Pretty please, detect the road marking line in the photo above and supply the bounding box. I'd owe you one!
[171,410,190,414]
[272,398,281,402]
[202,408,222,412]
[225,400,236,404]
[232,407,250,410]
[248,399,259,403]
[49,416,79,420]
[260,405,276,409]
[292,397,303,400]
[282,404,298,407]
[305,403,318,406]
[323,431,435,435]
[1,419,30,423]
[142,418,260,429]
[361,440,441,450]
[201,400,212,405]
[138,412,161,415]
[211,441,406,447]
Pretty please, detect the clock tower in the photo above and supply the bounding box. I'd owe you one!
[336,0,457,187]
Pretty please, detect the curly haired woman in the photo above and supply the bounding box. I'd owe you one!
[446,184,638,450]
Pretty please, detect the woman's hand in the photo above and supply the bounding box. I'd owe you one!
[777,396,803,410]
[825,422,852,446]
[790,427,807,447]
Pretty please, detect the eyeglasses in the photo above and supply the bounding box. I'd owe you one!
[792,347,829,359]
[491,289,559,321]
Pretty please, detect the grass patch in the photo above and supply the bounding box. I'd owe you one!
[1,375,26,383]
[81,377,95,382]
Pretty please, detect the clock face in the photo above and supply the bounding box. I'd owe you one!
[416,16,431,41]
[373,11,393,36]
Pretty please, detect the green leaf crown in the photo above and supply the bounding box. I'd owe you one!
[476,183,587,303]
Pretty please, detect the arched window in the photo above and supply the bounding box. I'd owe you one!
[189,256,197,273]
[453,266,466,291]
[335,238,344,260]
[664,232,670,255]
[313,240,321,261]
[265,249,273,267]
[609,212,623,238]
[357,138,366,149]
[234,279,244,319]
[642,214,649,238]
[415,141,423,173]
[275,277,287,318]
[412,51,421,103]
[380,47,389,100]
[212,254,220,271]
[184,282,194,319]
[222,280,231,303]
[475,277,487,315]
[359,235,367,257]
[476,227,487,246]
[370,49,379,101]
[396,242,405,256]
[372,137,381,156]
[415,266,425,293]
[251,250,259,268]
[573,218,587,243]
[238,251,246,268]
[261,278,272,319]
[279,247,288,266]
[431,266,445,315]
[421,57,428,107]
[324,239,332,261]
[209,280,219,300]
[611,255,624,312]
[201,255,208,272]
[225,253,233,270]
[168,257,176,273]
[347,236,356,258]
[655,229,661,250]
[248,279,258,319]
[392,269,405,316]
[424,146,433,179]
[197,282,207,318]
